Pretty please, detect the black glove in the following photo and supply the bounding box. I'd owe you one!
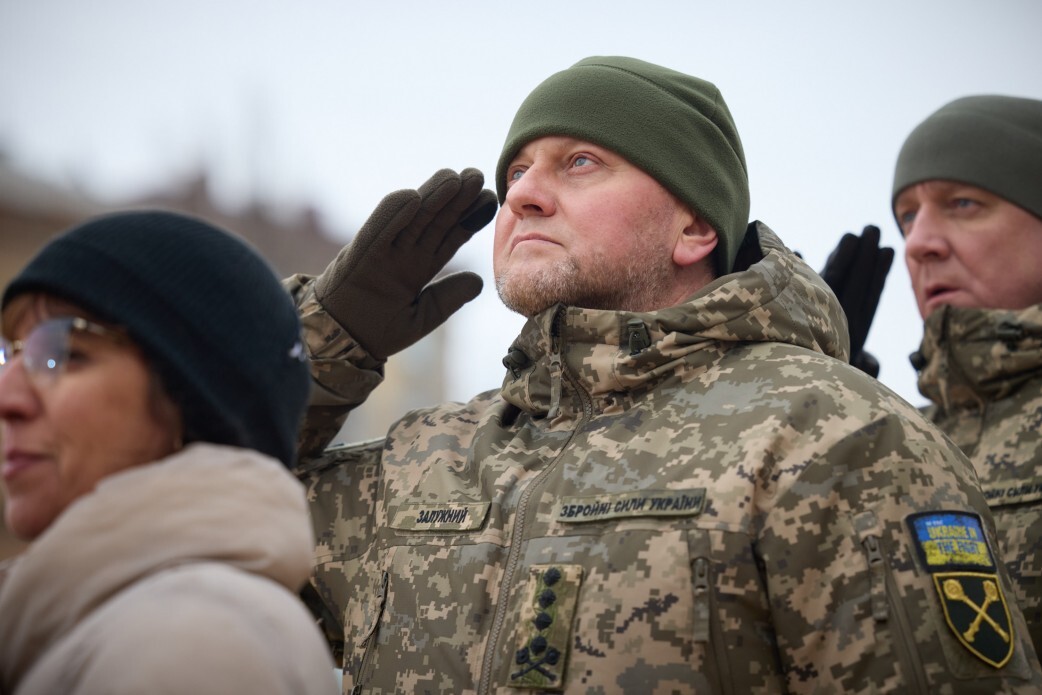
[819,225,895,378]
[315,168,498,360]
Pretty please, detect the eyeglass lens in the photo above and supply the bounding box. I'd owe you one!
[0,318,78,382]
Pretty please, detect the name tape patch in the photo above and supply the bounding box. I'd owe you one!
[556,489,706,523]
[982,476,1042,506]
[390,501,489,532]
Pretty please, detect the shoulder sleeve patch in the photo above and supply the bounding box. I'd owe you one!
[907,511,1014,668]
[906,511,994,572]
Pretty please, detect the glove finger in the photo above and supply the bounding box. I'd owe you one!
[859,224,882,247]
[431,189,498,266]
[862,246,895,318]
[848,246,894,353]
[820,232,860,290]
[408,271,484,337]
[411,168,489,254]
[315,190,420,300]
[838,225,884,309]
[459,188,499,231]
[395,168,466,249]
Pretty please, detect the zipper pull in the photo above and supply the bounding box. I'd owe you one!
[547,309,565,420]
[692,557,710,643]
[862,535,889,622]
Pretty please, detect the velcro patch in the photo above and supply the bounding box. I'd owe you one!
[907,511,994,571]
[555,489,706,523]
[508,564,583,690]
[389,502,489,531]
[907,511,1013,667]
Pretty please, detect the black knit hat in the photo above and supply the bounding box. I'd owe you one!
[892,95,1042,222]
[2,210,310,467]
[496,56,750,275]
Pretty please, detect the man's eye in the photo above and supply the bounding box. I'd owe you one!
[572,155,592,168]
[897,209,916,233]
[509,168,525,183]
[952,198,978,210]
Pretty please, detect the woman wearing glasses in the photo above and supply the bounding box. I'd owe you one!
[0,211,336,694]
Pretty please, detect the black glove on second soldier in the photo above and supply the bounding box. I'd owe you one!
[315,168,498,360]
[819,225,895,378]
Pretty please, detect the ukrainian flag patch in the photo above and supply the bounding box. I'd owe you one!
[907,511,1014,668]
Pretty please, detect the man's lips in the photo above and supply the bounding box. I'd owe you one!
[921,284,961,311]
[510,233,558,252]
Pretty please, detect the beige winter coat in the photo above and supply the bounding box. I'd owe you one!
[0,443,337,695]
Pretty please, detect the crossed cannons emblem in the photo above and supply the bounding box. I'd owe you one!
[943,578,1010,643]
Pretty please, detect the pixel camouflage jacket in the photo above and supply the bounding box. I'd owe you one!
[290,222,1042,694]
[915,303,1042,657]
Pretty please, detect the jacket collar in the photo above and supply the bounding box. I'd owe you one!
[915,304,1042,411]
[499,221,848,420]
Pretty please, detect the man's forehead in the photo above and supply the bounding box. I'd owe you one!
[897,180,1001,204]
[511,135,618,161]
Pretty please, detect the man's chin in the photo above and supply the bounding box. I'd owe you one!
[496,288,557,319]
[495,269,574,318]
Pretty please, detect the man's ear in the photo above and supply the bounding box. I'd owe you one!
[673,216,718,268]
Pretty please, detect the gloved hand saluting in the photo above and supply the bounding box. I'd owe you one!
[315,168,498,360]
[819,224,895,378]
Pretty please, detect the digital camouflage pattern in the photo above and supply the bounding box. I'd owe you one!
[916,304,1042,657]
[294,223,1042,693]
[283,273,384,458]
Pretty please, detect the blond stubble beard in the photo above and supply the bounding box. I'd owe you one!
[495,235,680,318]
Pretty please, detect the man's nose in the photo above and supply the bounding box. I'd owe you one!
[504,165,556,218]
[904,205,950,263]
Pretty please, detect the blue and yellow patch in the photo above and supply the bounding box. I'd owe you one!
[907,511,1013,667]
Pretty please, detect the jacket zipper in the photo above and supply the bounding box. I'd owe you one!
[693,555,734,693]
[351,570,388,694]
[477,309,592,694]
[862,534,929,693]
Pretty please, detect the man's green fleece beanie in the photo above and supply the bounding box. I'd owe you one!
[496,56,750,275]
[893,95,1042,222]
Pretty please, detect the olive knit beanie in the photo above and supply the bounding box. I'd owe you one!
[2,210,310,467]
[893,95,1042,222]
[496,56,750,275]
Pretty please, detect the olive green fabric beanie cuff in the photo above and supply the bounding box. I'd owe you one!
[496,56,750,275]
[892,95,1042,222]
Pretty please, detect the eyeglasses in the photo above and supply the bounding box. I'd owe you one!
[0,317,127,386]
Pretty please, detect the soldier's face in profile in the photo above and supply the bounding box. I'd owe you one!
[896,181,1042,318]
[493,136,695,317]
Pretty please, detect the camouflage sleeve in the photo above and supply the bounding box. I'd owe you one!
[283,274,386,458]
[761,411,1042,693]
[295,439,385,666]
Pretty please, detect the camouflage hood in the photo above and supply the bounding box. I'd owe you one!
[500,221,849,417]
[915,303,1042,412]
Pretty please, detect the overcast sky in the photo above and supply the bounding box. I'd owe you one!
[2,0,1041,407]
